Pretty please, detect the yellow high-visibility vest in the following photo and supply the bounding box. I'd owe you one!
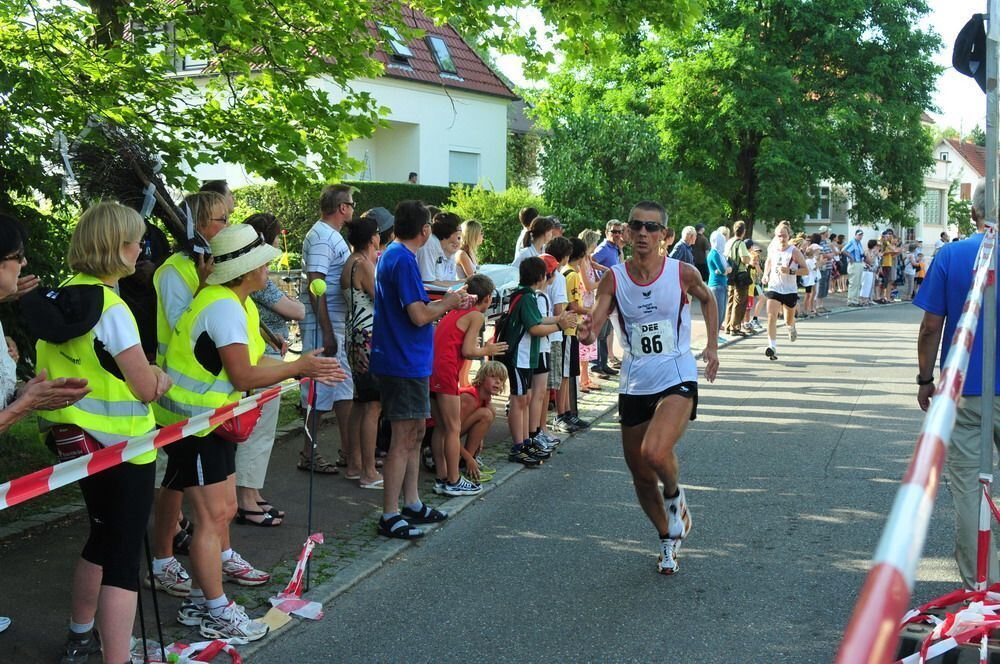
[153,285,265,436]
[153,252,198,366]
[36,273,156,464]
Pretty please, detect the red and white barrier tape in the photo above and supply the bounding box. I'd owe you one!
[269,532,324,620]
[0,380,304,511]
[837,228,997,663]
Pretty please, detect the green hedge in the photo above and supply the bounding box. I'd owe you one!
[447,185,546,264]
[233,180,452,260]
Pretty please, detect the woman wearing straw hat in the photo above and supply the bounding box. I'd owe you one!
[28,202,172,664]
[154,224,346,642]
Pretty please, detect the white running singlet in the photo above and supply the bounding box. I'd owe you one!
[610,257,697,395]
[767,245,798,295]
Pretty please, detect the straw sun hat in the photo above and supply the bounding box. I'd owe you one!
[206,223,282,286]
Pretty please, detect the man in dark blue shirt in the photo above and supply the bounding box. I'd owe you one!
[915,183,1000,588]
[669,226,696,265]
[371,200,471,540]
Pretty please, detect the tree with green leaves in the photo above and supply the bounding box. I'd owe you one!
[968,124,987,147]
[533,0,940,235]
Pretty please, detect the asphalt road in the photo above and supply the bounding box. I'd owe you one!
[255,304,963,663]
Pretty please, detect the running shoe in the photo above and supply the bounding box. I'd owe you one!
[530,435,556,454]
[60,630,101,664]
[441,476,483,497]
[537,430,561,447]
[177,599,209,626]
[665,487,692,539]
[199,602,269,643]
[552,414,581,433]
[751,319,763,331]
[657,538,683,575]
[508,445,542,466]
[765,347,777,361]
[742,323,755,333]
[475,456,497,476]
[222,551,271,586]
[148,557,192,597]
[525,440,552,460]
[432,478,447,495]
[788,325,798,342]
[568,415,591,429]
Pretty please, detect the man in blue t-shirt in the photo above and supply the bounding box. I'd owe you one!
[915,182,1000,588]
[590,220,625,375]
[371,200,473,541]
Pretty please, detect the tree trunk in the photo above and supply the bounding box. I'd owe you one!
[87,0,125,47]
[734,132,761,237]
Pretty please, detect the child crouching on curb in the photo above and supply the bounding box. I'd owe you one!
[430,274,507,496]
[457,360,508,482]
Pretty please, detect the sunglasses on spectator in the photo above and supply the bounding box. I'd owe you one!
[609,228,623,235]
[1,251,24,263]
[628,220,665,233]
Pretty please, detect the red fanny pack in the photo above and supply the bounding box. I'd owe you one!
[214,407,262,444]
[49,424,103,462]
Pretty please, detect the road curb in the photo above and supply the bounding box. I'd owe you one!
[240,395,622,659]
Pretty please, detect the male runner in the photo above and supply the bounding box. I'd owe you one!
[579,200,719,574]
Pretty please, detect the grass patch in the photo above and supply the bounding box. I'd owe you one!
[0,414,83,526]
[277,388,303,429]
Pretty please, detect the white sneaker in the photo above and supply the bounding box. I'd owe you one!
[657,538,682,575]
[537,430,562,447]
[177,599,208,626]
[222,551,271,586]
[788,325,797,342]
[442,476,483,497]
[665,486,692,539]
[148,557,191,597]
[199,602,269,643]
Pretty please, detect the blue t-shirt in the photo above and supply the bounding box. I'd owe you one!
[707,249,728,287]
[370,242,433,378]
[592,240,620,268]
[914,233,1000,396]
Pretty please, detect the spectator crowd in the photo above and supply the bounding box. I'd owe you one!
[0,181,948,662]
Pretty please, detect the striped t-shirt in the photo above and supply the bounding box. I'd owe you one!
[301,220,350,332]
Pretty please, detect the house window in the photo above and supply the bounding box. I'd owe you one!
[181,53,208,71]
[449,151,480,184]
[923,189,942,226]
[426,36,458,74]
[940,152,949,162]
[806,186,830,220]
[380,25,413,63]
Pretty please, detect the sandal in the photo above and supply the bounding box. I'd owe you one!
[235,508,283,527]
[377,514,423,539]
[359,478,384,490]
[256,501,285,519]
[179,517,195,535]
[402,504,448,524]
[297,452,339,474]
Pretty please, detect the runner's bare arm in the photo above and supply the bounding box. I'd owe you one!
[791,248,809,276]
[577,270,615,346]
[680,263,719,383]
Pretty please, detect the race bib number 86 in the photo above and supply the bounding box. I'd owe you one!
[631,320,676,356]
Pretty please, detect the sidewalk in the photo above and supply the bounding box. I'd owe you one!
[0,284,882,661]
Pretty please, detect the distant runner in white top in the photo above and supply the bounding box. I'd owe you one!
[761,222,808,361]
[579,200,719,576]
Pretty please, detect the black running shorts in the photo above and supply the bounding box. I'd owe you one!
[618,381,698,428]
[162,431,237,489]
[764,290,799,309]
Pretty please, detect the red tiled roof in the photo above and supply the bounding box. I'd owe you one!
[369,10,518,101]
[947,138,987,177]
[920,112,934,125]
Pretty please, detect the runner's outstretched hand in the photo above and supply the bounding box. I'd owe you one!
[701,347,719,383]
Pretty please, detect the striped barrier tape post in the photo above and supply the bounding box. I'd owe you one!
[0,380,305,512]
[836,228,997,663]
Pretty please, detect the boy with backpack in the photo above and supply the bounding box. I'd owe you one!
[498,256,576,466]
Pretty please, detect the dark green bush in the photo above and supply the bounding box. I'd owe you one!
[446,185,546,264]
[234,180,452,261]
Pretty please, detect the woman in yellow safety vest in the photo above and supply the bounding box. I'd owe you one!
[34,202,173,664]
[149,190,228,592]
[153,223,345,642]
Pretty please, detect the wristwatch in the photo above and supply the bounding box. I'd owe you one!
[917,374,934,386]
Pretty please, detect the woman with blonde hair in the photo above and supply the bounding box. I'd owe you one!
[456,219,483,279]
[30,202,172,664]
[577,229,603,391]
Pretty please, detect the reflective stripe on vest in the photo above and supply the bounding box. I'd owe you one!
[153,253,198,367]
[153,285,265,436]
[35,273,156,465]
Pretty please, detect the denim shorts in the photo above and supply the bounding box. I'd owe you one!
[377,375,430,421]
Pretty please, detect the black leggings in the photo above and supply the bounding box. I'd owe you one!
[79,461,155,591]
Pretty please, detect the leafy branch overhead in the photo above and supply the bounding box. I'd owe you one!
[0,0,703,206]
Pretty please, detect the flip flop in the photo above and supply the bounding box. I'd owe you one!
[0,617,10,633]
[359,478,384,490]
[344,473,362,481]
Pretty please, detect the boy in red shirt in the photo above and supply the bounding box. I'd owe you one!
[430,274,507,496]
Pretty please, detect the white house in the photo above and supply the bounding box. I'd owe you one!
[188,11,517,190]
[802,114,952,245]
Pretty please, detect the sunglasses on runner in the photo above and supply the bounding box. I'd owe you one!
[628,219,665,233]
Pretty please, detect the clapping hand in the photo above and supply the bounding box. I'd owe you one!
[0,275,40,303]
[20,370,91,411]
[483,341,508,357]
[559,311,578,330]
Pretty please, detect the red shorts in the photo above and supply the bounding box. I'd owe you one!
[430,365,461,396]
